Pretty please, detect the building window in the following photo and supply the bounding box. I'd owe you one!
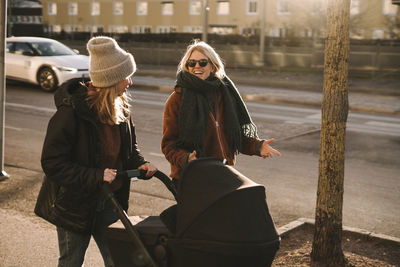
[240,27,260,35]
[86,25,104,33]
[109,25,129,33]
[210,26,234,34]
[372,29,385,39]
[132,25,152,33]
[162,2,174,16]
[300,28,313,38]
[350,29,364,39]
[46,24,62,33]
[48,3,57,15]
[64,25,82,32]
[217,1,230,15]
[137,2,148,16]
[11,15,42,24]
[86,24,103,33]
[68,2,78,16]
[277,0,289,15]
[91,2,100,16]
[247,0,258,15]
[270,27,286,37]
[190,0,202,15]
[114,2,124,15]
[350,0,360,15]
[383,0,398,15]
[156,25,177,33]
[183,25,203,33]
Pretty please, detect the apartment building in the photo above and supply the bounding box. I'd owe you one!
[7,0,43,36]
[40,0,399,39]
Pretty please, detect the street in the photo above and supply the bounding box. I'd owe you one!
[3,81,400,240]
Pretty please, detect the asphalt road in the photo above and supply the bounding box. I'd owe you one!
[3,81,400,241]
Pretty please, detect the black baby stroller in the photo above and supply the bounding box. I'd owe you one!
[104,158,280,267]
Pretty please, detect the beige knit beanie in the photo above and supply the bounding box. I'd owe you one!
[87,36,136,88]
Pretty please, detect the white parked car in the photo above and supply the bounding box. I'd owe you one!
[6,36,89,92]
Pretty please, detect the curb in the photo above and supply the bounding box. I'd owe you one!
[277,217,400,246]
[242,94,399,115]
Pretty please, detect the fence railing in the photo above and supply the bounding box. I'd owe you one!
[59,33,400,76]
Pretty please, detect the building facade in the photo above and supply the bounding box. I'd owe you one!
[8,0,43,36]
[40,0,399,39]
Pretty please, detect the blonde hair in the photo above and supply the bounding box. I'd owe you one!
[86,84,131,125]
[177,40,226,79]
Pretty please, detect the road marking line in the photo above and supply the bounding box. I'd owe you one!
[6,102,56,113]
[5,126,23,131]
[284,121,303,124]
[149,152,164,157]
[365,121,400,129]
[306,113,321,119]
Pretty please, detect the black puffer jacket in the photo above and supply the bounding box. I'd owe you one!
[34,78,146,233]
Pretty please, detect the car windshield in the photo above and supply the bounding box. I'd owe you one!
[30,41,77,56]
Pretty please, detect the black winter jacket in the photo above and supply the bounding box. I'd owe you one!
[34,78,146,233]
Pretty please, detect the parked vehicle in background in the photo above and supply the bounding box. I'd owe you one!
[5,36,89,92]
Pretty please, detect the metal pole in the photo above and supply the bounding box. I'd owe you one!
[202,0,209,42]
[90,0,93,38]
[259,0,266,65]
[0,0,10,181]
[7,0,12,37]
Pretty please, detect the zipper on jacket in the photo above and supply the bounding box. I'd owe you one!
[213,116,227,164]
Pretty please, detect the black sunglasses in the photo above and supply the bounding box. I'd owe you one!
[186,59,209,68]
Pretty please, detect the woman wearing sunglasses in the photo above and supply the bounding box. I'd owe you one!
[161,40,280,181]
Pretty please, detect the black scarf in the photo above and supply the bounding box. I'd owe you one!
[174,71,258,157]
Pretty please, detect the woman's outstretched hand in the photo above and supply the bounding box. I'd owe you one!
[188,150,197,162]
[260,138,281,158]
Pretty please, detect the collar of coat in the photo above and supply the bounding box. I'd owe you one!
[54,78,96,124]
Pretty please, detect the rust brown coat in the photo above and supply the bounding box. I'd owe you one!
[162,87,263,179]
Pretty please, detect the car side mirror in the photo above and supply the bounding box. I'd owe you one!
[73,49,80,54]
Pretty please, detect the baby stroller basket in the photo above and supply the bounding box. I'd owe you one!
[103,170,176,267]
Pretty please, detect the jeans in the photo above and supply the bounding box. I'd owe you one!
[57,197,119,267]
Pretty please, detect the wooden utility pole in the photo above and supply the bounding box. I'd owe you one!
[311,0,350,266]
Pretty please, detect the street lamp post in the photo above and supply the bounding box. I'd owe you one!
[202,0,209,42]
[7,0,12,37]
[90,0,93,38]
[259,0,266,65]
[0,0,9,181]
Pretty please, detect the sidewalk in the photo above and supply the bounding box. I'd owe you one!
[134,65,400,115]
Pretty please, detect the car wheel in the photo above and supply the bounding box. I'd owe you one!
[38,67,58,92]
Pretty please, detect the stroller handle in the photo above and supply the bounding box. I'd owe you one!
[102,183,158,267]
[117,169,178,201]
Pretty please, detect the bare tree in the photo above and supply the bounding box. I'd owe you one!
[311,0,350,266]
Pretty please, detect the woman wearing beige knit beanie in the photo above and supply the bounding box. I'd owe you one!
[35,36,157,267]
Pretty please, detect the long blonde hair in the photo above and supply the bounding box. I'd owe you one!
[177,40,226,79]
[86,83,131,125]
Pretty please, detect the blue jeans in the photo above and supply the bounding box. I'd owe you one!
[56,197,119,267]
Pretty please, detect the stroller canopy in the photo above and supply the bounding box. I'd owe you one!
[171,158,279,255]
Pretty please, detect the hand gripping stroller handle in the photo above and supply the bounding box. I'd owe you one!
[117,169,147,180]
[102,183,158,267]
[117,169,178,201]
